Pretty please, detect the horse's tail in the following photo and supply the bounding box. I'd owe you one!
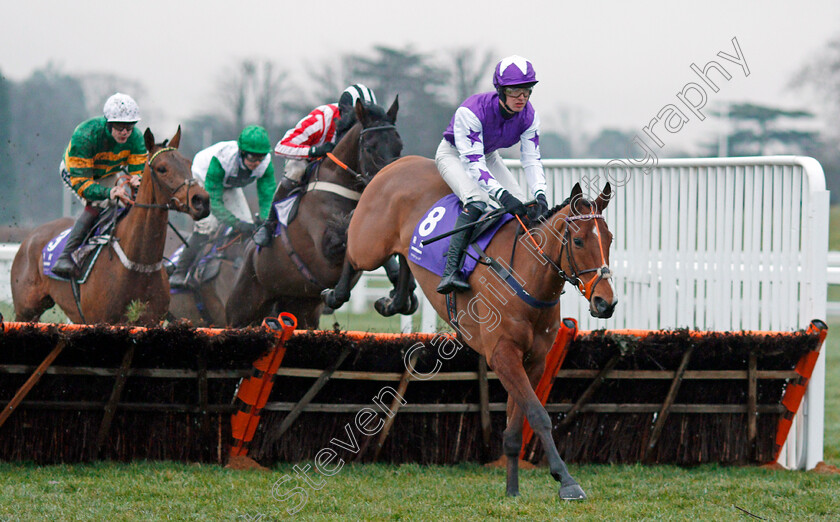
[322,210,353,265]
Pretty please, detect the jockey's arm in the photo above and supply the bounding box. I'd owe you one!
[256,161,277,219]
[203,157,239,226]
[273,105,334,159]
[519,113,547,201]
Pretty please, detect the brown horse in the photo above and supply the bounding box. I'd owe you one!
[225,98,403,327]
[168,231,247,326]
[322,156,617,500]
[11,127,210,325]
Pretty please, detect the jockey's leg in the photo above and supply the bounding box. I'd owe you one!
[52,205,101,278]
[275,159,307,199]
[253,205,277,247]
[169,231,209,288]
[436,201,485,294]
[171,211,216,289]
[255,160,306,246]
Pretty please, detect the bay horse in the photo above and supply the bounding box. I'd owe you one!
[322,156,617,500]
[225,98,403,327]
[168,231,247,326]
[11,127,210,325]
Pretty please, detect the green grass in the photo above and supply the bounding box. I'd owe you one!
[0,460,837,520]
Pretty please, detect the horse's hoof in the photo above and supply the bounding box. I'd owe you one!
[375,297,396,317]
[558,483,587,501]
[401,292,419,315]
[321,289,342,310]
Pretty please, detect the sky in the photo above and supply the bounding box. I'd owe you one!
[2,0,839,154]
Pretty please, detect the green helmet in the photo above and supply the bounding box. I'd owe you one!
[237,125,271,155]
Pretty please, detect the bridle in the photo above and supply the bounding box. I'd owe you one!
[523,210,612,300]
[131,146,197,212]
[325,122,398,187]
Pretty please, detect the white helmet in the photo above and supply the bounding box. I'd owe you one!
[103,93,141,123]
[339,84,377,108]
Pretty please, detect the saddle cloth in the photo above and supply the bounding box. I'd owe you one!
[408,194,514,278]
[42,208,123,282]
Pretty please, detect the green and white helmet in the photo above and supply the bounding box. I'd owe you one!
[103,93,141,123]
[237,125,271,155]
[339,84,377,108]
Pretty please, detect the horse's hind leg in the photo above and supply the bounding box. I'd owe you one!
[491,341,586,500]
[322,261,358,310]
[375,255,418,317]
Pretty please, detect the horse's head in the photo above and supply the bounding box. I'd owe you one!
[354,96,402,180]
[142,127,210,220]
[543,182,617,318]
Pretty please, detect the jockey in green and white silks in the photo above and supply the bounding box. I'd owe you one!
[169,125,276,288]
[52,93,148,279]
[435,55,550,294]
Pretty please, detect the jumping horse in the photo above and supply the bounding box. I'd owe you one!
[323,155,617,500]
[225,98,404,327]
[11,127,210,325]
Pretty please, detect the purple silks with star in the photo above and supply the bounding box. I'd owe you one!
[408,194,513,278]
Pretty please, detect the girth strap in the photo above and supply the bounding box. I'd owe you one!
[305,181,362,201]
[277,225,325,289]
[471,243,559,309]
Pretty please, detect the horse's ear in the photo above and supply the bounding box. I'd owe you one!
[569,182,583,214]
[355,98,369,127]
[143,128,155,153]
[387,95,399,123]
[595,182,612,213]
[169,125,182,149]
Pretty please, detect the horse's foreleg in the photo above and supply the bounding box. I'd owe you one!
[375,254,418,317]
[491,342,586,500]
[322,260,358,310]
[503,397,525,496]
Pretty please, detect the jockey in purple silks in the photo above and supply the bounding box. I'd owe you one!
[435,55,549,294]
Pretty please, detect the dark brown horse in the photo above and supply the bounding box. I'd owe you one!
[11,127,210,325]
[168,231,247,326]
[322,156,617,500]
[225,98,403,327]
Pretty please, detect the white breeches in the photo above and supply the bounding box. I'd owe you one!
[434,139,525,206]
[193,187,253,235]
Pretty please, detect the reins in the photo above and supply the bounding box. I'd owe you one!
[324,122,397,187]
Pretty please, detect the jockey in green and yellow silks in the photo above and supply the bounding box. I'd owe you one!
[52,93,148,279]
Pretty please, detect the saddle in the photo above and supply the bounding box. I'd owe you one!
[42,207,126,283]
[168,227,244,289]
[408,194,515,280]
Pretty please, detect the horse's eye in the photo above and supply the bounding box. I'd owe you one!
[573,238,584,248]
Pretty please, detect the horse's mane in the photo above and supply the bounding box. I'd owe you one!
[545,195,595,219]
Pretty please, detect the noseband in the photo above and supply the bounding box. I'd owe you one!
[132,146,196,212]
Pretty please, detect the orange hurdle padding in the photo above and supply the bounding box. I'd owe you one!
[773,319,828,462]
[520,318,578,459]
[229,313,297,458]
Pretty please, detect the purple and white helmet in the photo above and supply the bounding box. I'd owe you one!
[493,55,538,88]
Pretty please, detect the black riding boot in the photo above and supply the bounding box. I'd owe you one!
[253,207,278,247]
[169,232,208,289]
[436,202,485,294]
[52,207,100,279]
[274,176,301,202]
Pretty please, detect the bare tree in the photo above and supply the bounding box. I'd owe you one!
[449,47,496,103]
[77,73,146,117]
